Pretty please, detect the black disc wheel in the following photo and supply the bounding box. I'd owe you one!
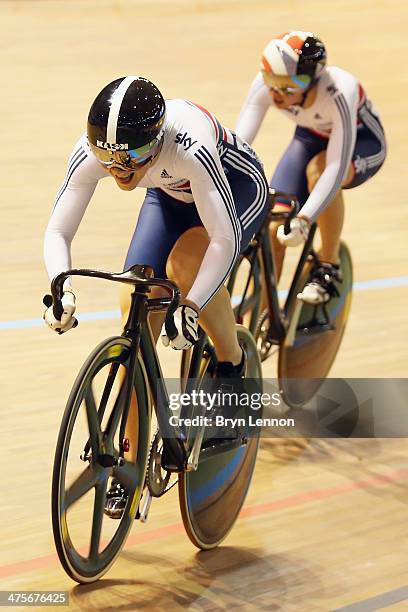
[52,336,151,583]
[278,242,353,408]
[178,325,262,549]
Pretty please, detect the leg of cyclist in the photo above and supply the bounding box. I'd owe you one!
[115,181,259,456]
[305,150,352,265]
[297,152,353,304]
[299,119,386,303]
[269,127,324,282]
[259,129,318,313]
[107,165,269,513]
[115,224,246,483]
[120,188,251,366]
[166,226,242,364]
[117,222,252,464]
[106,191,197,517]
[268,207,288,282]
[122,164,267,409]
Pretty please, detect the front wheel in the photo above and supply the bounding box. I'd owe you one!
[178,325,262,549]
[278,242,353,408]
[254,308,279,362]
[52,336,151,583]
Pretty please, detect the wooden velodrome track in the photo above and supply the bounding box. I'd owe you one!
[1,0,407,609]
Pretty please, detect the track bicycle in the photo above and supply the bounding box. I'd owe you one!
[47,265,262,583]
[182,189,353,409]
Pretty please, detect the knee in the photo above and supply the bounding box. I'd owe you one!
[166,228,209,294]
[165,246,194,292]
[306,152,326,191]
[165,244,189,285]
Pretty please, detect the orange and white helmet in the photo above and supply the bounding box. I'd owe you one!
[261,31,327,92]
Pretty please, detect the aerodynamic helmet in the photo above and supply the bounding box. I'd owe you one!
[87,76,166,169]
[261,31,327,93]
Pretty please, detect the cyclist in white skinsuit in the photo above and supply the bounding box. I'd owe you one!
[45,104,267,314]
[44,76,268,351]
[44,76,269,517]
[236,31,386,303]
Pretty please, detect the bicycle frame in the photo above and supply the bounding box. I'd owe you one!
[121,289,246,470]
[50,265,245,474]
[227,197,318,345]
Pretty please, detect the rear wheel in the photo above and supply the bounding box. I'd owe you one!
[227,250,262,333]
[52,336,151,583]
[178,326,262,549]
[278,242,353,408]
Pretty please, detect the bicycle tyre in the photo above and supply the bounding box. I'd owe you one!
[52,336,151,583]
[278,242,353,408]
[178,325,262,549]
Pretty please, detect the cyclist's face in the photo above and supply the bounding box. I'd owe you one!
[261,71,309,108]
[270,89,305,108]
[90,133,163,191]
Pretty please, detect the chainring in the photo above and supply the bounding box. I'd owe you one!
[146,430,177,497]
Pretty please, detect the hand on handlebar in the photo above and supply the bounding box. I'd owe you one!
[277,215,310,247]
[43,290,78,334]
[161,302,199,350]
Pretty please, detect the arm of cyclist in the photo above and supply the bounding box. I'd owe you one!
[235,72,271,145]
[161,172,237,349]
[300,91,358,223]
[278,85,359,246]
[187,156,238,312]
[160,146,238,350]
[43,135,105,332]
[236,74,315,247]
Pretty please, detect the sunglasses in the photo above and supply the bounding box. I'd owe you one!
[269,85,301,96]
[261,70,311,95]
[90,134,163,172]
